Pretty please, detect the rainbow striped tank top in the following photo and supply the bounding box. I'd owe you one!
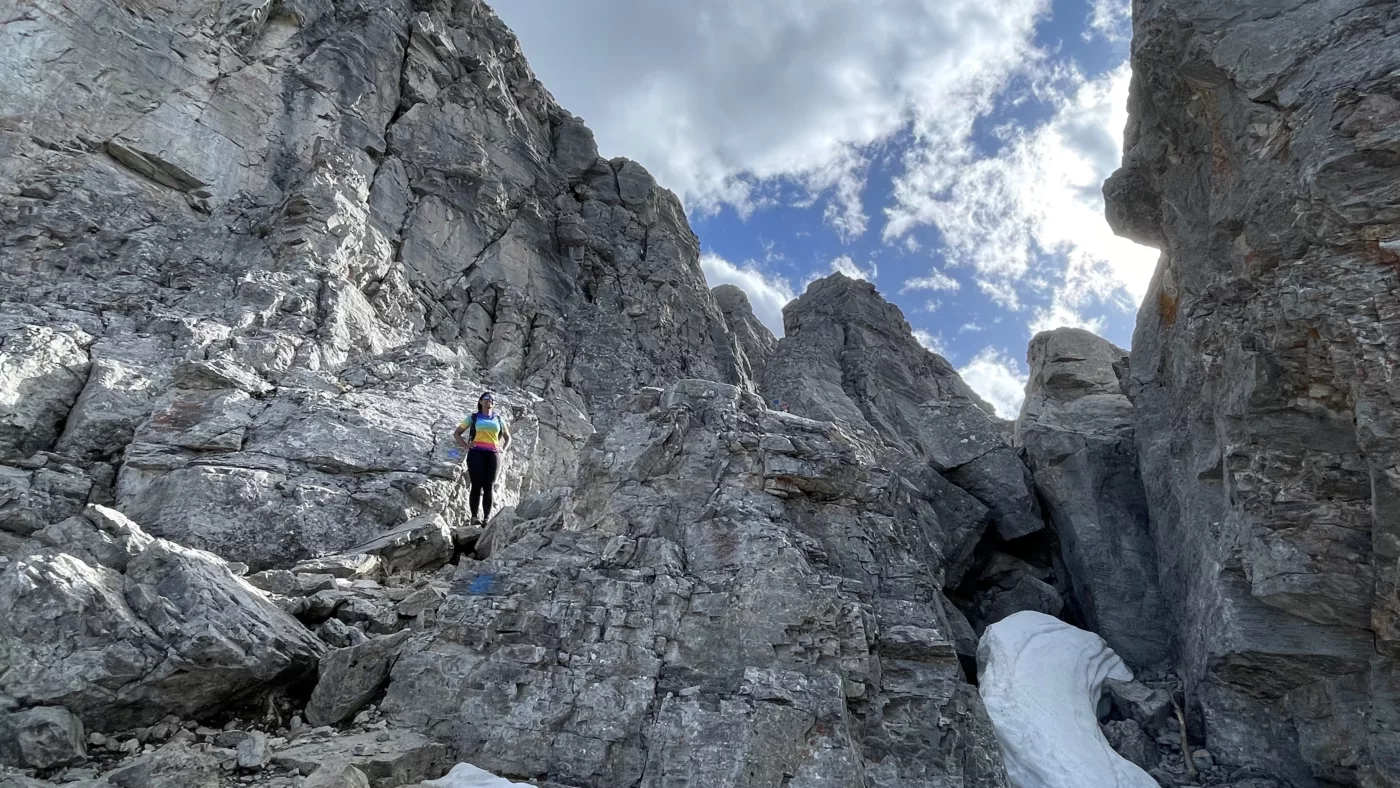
[465,413,504,452]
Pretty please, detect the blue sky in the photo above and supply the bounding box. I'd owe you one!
[491,0,1157,417]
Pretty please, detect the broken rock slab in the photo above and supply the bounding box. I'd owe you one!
[0,509,324,729]
[306,760,373,788]
[274,729,450,788]
[103,741,220,788]
[306,632,413,727]
[0,705,86,769]
[293,515,454,581]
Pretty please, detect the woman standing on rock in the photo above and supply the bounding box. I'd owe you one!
[453,391,511,524]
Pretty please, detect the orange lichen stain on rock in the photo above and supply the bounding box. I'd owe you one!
[1159,290,1179,326]
[1361,239,1400,267]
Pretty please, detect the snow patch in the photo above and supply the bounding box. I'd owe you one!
[977,611,1156,788]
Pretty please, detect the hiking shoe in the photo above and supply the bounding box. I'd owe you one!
[470,516,482,526]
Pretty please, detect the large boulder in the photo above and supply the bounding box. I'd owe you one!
[1015,328,1171,668]
[0,506,323,729]
[1107,0,1400,781]
[0,705,86,769]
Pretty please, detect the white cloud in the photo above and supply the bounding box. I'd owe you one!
[829,255,878,282]
[959,322,984,333]
[885,63,1158,330]
[492,0,1051,234]
[913,329,949,357]
[958,347,1028,419]
[1086,0,1131,41]
[700,253,795,336]
[900,268,961,293]
[1028,303,1106,335]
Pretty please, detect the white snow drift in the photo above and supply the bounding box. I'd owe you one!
[977,611,1157,788]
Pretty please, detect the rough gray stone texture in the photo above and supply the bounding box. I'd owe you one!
[0,706,86,769]
[1014,328,1171,669]
[0,0,1023,783]
[305,761,373,788]
[1103,720,1159,772]
[953,552,1064,636]
[1106,1,1400,783]
[0,507,323,730]
[764,274,1044,542]
[104,741,220,788]
[0,0,764,569]
[307,632,413,727]
[712,284,777,384]
[384,380,1008,788]
[274,729,450,788]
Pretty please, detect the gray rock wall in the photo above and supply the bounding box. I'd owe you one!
[1015,328,1170,670]
[764,274,1046,545]
[0,0,751,565]
[1,1,1025,785]
[384,380,1009,788]
[1107,1,1400,783]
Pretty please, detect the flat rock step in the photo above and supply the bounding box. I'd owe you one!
[273,729,450,788]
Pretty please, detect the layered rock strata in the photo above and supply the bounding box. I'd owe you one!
[764,275,1045,546]
[1107,0,1400,783]
[385,380,1009,787]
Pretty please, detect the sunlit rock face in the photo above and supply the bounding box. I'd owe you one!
[1106,0,1400,783]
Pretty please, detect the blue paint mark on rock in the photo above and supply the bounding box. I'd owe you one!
[467,573,495,594]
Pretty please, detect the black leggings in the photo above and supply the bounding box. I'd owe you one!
[466,449,499,520]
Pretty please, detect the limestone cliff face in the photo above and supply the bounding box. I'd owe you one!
[1107,0,1400,783]
[1,0,746,567]
[764,275,1045,546]
[0,2,1029,786]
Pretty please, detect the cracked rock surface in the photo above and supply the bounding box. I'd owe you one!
[1107,0,1400,784]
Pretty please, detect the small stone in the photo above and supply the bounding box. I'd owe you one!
[1191,749,1214,771]
[302,759,371,788]
[213,730,251,749]
[120,738,141,753]
[89,732,108,747]
[235,732,270,770]
[195,727,219,738]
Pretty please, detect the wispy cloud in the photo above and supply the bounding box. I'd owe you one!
[1086,0,1132,41]
[829,254,878,282]
[885,63,1157,332]
[957,347,1028,419]
[913,329,950,358]
[900,267,961,293]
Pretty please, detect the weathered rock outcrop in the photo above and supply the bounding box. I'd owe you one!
[1,0,753,565]
[1107,0,1400,783]
[764,274,1045,544]
[0,506,323,729]
[384,380,1008,787]
[0,1,1031,785]
[712,283,776,384]
[1015,328,1170,669]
